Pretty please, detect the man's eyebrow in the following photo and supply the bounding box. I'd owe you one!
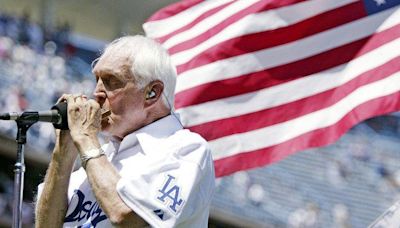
[97,70,127,83]
[91,58,100,69]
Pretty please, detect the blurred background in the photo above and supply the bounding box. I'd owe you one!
[0,0,399,227]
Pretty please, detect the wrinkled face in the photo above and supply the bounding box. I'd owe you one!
[92,51,146,138]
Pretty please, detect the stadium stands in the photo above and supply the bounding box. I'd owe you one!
[212,119,400,227]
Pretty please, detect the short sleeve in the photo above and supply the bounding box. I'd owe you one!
[36,183,45,202]
[116,133,215,228]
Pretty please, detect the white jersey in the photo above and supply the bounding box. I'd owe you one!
[38,115,216,228]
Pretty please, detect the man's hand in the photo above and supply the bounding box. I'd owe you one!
[62,94,102,153]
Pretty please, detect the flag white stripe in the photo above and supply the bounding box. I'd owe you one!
[210,71,400,160]
[175,6,400,94]
[143,0,235,38]
[177,36,400,127]
[162,0,261,49]
[171,0,356,65]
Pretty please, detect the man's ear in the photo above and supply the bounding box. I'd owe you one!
[144,80,164,107]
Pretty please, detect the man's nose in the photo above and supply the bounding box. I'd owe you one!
[93,79,107,104]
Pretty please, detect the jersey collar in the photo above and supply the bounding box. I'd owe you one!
[117,114,183,154]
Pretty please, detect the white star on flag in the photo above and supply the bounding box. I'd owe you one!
[374,0,386,6]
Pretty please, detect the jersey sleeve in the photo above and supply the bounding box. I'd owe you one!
[36,183,44,202]
[116,132,215,228]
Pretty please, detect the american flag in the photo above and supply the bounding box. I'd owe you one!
[144,0,400,177]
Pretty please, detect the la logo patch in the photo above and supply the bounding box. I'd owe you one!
[157,174,184,214]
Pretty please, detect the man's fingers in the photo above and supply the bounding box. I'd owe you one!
[62,95,100,125]
[87,100,102,128]
[87,99,100,110]
[65,94,75,104]
[57,94,88,106]
[87,100,101,119]
[72,94,87,104]
[57,93,71,104]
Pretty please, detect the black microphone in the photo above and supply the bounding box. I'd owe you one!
[0,102,69,130]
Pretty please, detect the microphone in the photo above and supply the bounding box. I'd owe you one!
[0,102,69,130]
[0,102,111,130]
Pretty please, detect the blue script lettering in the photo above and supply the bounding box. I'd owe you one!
[64,190,107,227]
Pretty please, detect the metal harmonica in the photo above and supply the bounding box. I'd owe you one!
[101,109,111,119]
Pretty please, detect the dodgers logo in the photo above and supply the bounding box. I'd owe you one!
[157,174,184,214]
[64,189,107,227]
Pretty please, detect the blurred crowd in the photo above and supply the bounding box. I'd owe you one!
[214,116,400,228]
[0,11,96,151]
[0,10,74,56]
[0,11,97,226]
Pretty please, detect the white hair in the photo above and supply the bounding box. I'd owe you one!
[98,35,177,110]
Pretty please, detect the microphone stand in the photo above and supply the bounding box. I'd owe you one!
[12,113,38,228]
[0,104,67,228]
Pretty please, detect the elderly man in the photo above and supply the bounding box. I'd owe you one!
[35,35,215,227]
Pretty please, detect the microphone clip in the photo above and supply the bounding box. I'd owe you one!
[51,102,69,130]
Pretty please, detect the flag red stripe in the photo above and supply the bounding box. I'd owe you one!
[176,37,366,108]
[145,0,400,177]
[188,56,400,141]
[146,0,204,22]
[175,24,400,109]
[174,1,365,74]
[168,0,306,55]
[213,91,400,177]
[156,1,235,43]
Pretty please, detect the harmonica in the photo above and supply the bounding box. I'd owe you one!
[101,109,111,119]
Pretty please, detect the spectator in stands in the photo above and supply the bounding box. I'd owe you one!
[288,202,320,228]
[0,13,8,36]
[54,21,71,54]
[376,156,400,191]
[17,11,30,45]
[332,203,351,228]
[327,159,351,188]
[35,35,215,227]
[0,36,13,60]
[351,135,371,162]
[27,18,44,51]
